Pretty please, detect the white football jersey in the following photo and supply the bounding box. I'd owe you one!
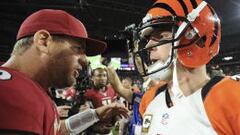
[141,89,217,135]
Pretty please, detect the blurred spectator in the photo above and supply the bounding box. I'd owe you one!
[122,77,140,94]
[120,77,140,110]
[63,87,76,101]
[208,64,225,78]
[223,66,233,76]
[54,87,76,106]
[84,67,118,135]
[84,67,117,108]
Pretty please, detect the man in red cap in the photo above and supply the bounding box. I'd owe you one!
[0,9,128,135]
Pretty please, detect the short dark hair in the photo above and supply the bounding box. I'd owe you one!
[11,35,85,56]
[92,67,107,76]
[12,36,33,55]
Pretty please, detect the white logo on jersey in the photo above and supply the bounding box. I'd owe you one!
[102,97,112,105]
[0,70,11,80]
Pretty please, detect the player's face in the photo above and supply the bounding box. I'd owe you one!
[122,79,132,89]
[48,37,87,88]
[134,27,174,81]
[144,30,173,63]
[92,70,108,89]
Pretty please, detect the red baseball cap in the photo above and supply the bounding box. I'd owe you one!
[17,9,107,56]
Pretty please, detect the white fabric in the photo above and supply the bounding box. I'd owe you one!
[134,124,142,135]
[141,59,217,135]
[65,109,99,135]
[141,88,217,135]
[187,1,207,22]
[171,61,184,101]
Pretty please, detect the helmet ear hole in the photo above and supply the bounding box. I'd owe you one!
[196,35,206,48]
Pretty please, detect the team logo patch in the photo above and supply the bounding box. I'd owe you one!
[142,114,153,133]
[161,113,170,125]
[0,70,11,80]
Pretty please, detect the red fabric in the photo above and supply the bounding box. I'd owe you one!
[0,67,59,135]
[84,85,117,108]
[16,9,106,56]
[63,87,76,100]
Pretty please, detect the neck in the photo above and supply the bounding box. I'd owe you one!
[174,61,210,96]
[2,52,50,90]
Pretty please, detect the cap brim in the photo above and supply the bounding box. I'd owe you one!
[84,38,107,56]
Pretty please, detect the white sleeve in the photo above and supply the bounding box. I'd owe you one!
[65,109,99,135]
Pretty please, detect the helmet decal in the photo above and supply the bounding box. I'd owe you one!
[133,0,221,77]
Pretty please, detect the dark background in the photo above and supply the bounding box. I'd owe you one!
[0,0,240,68]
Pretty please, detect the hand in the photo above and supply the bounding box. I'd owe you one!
[91,122,113,134]
[57,105,71,118]
[95,103,129,122]
[79,104,90,112]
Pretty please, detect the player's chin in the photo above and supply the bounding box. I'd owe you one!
[68,76,76,86]
[59,75,76,88]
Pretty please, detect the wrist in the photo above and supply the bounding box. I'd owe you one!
[91,109,100,122]
[65,109,100,134]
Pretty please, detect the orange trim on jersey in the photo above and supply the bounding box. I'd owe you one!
[204,76,240,135]
[139,81,167,117]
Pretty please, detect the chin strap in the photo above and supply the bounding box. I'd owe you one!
[171,60,184,101]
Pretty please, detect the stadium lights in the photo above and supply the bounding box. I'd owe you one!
[223,56,233,61]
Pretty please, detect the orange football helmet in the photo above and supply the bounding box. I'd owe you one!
[134,0,221,77]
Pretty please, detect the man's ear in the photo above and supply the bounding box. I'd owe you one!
[33,30,52,54]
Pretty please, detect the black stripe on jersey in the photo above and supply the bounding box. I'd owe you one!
[151,3,177,16]
[190,0,198,9]
[154,83,173,108]
[208,5,219,47]
[155,83,168,97]
[201,76,224,101]
[177,0,189,17]
[165,88,173,108]
[0,129,38,135]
